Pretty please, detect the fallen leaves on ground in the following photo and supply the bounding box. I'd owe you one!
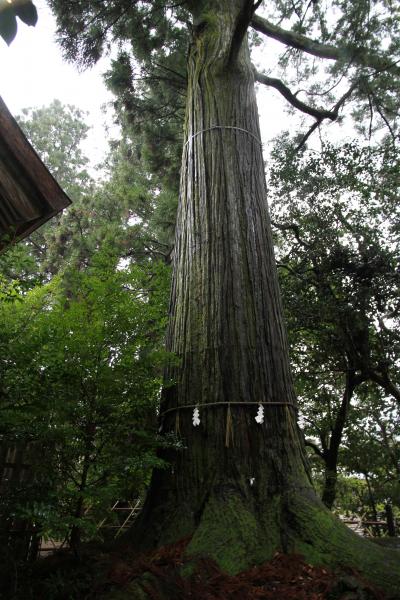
[106,539,386,600]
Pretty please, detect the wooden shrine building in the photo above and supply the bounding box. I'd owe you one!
[0,95,71,251]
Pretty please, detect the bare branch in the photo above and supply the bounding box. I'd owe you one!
[331,82,357,113]
[295,119,322,153]
[254,70,338,120]
[367,94,374,140]
[294,83,356,152]
[370,92,398,144]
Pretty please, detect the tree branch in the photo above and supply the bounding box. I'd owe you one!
[228,1,262,65]
[294,82,357,152]
[295,119,322,153]
[255,70,338,120]
[250,13,400,76]
[371,92,398,144]
[270,220,312,248]
[368,369,400,407]
[251,14,342,60]
[305,439,323,458]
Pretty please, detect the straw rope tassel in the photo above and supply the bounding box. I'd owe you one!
[225,403,234,448]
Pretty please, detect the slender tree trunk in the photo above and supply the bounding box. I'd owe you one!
[70,429,93,557]
[130,1,400,592]
[321,371,358,509]
[385,502,396,538]
[363,472,380,536]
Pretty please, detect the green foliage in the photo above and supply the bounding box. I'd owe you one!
[270,137,400,512]
[0,98,178,595]
[0,1,37,45]
[270,138,400,388]
[0,251,172,550]
[0,100,94,281]
[0,274,22,302]
[340,388,400,511]
[48,0,188,195]
[1,100,176,282]
[17,99,92,199]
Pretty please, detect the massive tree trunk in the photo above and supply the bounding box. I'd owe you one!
[130,1,400,593]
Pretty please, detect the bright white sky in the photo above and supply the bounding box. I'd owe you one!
[0,0,345,171]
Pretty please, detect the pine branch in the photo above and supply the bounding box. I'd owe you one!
[251,13,400,76]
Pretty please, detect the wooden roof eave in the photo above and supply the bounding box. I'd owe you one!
[0,96,72,252]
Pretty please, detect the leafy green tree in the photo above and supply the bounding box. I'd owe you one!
[0,249,171,565]
[269,139,400,509]
[2,100,174,280]
[46,1,400,593]
[0,100,94,281]
[17,100,93,200]
[0,95,176,589]
[340,388,400,528]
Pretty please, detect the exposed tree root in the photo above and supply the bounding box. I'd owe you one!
[127,483,400,598]
[100,533,397,600]
[17,503,400,600]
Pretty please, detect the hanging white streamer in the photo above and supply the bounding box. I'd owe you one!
[255,404,264,424]
[192,406,200,426]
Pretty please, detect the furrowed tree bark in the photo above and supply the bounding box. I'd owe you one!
[128,1,400,593]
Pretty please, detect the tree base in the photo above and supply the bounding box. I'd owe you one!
[127,485,400,598]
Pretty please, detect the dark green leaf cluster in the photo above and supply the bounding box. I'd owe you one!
[0,251,172,566]
[0,0,37,45]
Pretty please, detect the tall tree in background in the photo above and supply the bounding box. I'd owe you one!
[0,100,174,281]
[0,100,94,282]
[48,0,400,592]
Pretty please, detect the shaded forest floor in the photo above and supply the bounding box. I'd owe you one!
[16,536,399,600]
